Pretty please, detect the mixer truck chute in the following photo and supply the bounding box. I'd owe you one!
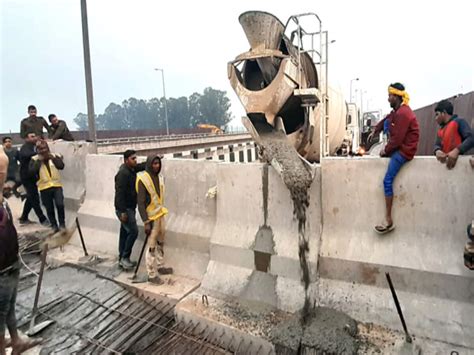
[228,11,348,163]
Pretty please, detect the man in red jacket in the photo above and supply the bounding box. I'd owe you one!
[370,83,419,234]
[433,100,473,169]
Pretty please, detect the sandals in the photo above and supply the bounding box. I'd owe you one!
[374,223,395,235]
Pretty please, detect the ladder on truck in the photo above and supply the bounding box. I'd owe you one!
[284,13,330,161]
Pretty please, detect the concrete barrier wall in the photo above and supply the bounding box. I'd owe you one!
[73,154,123,254]
[49,141,95,208]
[57,145,474,346]
[318,156,474,347]
[162,159,217,279]
[201,163,322,312]
[49,141,96,220]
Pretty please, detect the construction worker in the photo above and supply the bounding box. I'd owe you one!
[114,150,145,270]
[29,140,66,232]
[48,114,74,141]
[2,137,20,198]
[0,146,42,355]
[433,100,473,169]
[20,105,50,140]
[18,132,48,226]
[370,83,419,235]
[136,155,173,285]
[465,156,474,269]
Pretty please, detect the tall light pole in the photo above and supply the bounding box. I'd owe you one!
[350,78,359,103]
[154,68,169,135]
[80,0,97,151]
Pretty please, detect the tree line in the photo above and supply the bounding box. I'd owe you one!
[74,87,233,131]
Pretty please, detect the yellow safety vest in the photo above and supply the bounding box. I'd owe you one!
[136,171,168,221]
[32,154,62,191]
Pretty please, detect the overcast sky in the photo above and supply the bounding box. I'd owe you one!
[1,0,473,133]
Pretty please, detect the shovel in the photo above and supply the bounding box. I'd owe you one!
[129,231,149,284]
[386,272,422,354]
[27,228,75,337]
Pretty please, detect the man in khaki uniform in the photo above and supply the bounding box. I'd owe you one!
[136,155,173,285]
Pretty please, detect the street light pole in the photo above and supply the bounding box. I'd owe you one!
[350,77,359,103]
[80,0,97,151]
[154,68,169,135]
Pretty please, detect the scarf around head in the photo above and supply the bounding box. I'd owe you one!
[388,85,410,105]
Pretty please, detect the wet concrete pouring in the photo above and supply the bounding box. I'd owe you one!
[15,233,239,354]
[256,120,360,354]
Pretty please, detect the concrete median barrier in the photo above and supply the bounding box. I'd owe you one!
[318,156,474,347]
[201,162,322,312]
[49,141,96,215]
[161,159,217,279]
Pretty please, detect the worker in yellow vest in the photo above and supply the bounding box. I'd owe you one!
[136,155,173,285]
[29,140,65,232]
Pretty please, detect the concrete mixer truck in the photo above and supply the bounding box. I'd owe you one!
[228,11,353,163]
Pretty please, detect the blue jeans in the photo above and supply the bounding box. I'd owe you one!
[0,264,19,336]
[116,209,138,259]
[383,151,407,197]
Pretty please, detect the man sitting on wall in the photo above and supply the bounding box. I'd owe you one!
[370,83,419,235]
[433,100,473,169]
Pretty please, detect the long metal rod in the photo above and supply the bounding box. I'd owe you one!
[80,0,97,150]
[75,217,89,256]
[386,272,412,343]
[29,244,48,329]
[132,231,149,279]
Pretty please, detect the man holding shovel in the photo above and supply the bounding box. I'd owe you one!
[136,155,173,285]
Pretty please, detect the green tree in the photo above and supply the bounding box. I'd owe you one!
[73,87,232,131]
[73,113,89,130]
[147,98,165,130]
[189,88,232,128]
[188,92,203,128]
[167,96,190,129]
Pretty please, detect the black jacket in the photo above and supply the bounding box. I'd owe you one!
[114,162,146,213]
[19,142,37,181]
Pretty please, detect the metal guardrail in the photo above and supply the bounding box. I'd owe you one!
[96,132,250,146]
